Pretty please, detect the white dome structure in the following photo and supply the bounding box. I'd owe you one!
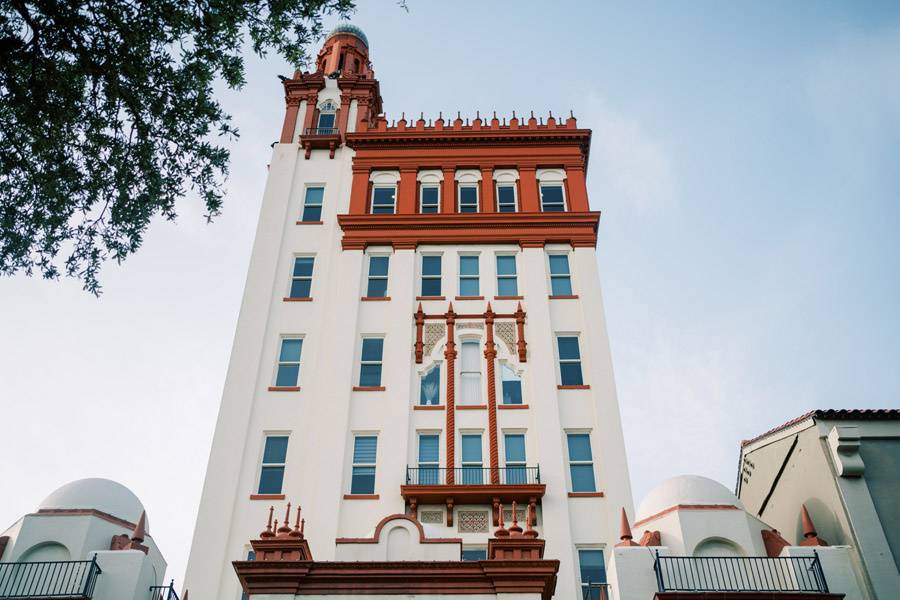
[39,478,147,530]
[636,475,743,522]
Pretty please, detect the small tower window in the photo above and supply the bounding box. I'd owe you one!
[317,100,337,132]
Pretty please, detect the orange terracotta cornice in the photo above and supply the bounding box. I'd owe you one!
[633,504,741,528]
[337,211,600,250]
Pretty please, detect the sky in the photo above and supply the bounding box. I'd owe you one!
[1,0,899,590]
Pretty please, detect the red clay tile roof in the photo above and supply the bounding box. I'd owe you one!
[741,409,900,448]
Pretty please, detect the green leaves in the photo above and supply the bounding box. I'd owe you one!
[0,0,353,293]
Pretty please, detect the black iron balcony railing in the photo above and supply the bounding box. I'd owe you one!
[653,552,830,594]
[303,127,339,136]
[149,580,180,600]
[581,581,611,600]
[0,557,101,599]
[405,466,541,486]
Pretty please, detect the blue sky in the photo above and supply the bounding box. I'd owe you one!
[1,0,898,589]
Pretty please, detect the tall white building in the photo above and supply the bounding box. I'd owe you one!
[185,24,633,600]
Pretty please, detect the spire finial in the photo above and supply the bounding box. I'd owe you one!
[260,506,276,538]
[291,505,303,537]
[801,504,817,538]
[278,502,293,535]
[494,503,509,537]
[523,504,538,538]
[509,500,523,535]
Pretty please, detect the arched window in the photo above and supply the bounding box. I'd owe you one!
[460,341,482,405]
[317,100,337,132]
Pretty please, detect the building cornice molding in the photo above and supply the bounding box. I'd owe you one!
[337,211,600,249]
[233,558,560,599]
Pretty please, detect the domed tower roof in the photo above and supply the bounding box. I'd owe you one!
[39,478,148,530]
[327,23,368,48]
[636,474,744,521]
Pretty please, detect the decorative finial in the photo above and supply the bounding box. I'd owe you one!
[494,503,509,537]
[615,508,639,547]
[261,506,275,538]
[278,503,293,535]
[291,505,303,537]
[800,504,829,546]
[523,504,538,538]
[509,500,523,535]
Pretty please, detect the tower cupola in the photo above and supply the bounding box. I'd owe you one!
[317,23,372,78]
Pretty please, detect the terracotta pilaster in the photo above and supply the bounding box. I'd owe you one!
[484,303,500,483]
[442,167,456,213]
[398,168,417,214]
[444,304,457,484]
[519,167,540,212]
[481,167,495,213]
[280,98,301,143]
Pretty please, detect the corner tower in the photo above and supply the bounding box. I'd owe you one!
[185,25,632,600]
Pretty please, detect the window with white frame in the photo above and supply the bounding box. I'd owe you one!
[371,186,396,214]
[496,255,518,297]
[461,433,483,484]
[316,100,337,131]
[289,257,314,299]
[578,548,607,599]
[496,183,517,212]
[567,433,596,492]
[459,255,480,296]
[504,433,527,484]
[358,337,384,387]
[536,168,567,212]
[460,340,482,405]
[458,184,478,212]
[366,255,389,298]
[557,335,584,386]
[418,433,440,485]
[350,435,377,494]
[421,255,442,296]
[420,185,440,213]
[275,338,303,387]
[549,254,573,296]
[301,186,324,222]
[501,364,523,405]
[419,364,440,405]
[257,435,288,494]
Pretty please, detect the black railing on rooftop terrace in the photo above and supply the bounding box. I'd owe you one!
[581,581,611,600]
[653,552,830,594]
[405,466,541,486]
[0,556,101,599]
[149,579,180,600]
[304,127,339,136]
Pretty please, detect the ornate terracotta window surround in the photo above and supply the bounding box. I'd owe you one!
[338,211,600,250]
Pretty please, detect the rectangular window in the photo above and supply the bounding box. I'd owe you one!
[567,433,596,493]
[460,341,482,405]
[366,256,389,298]
[540,183,566,212]
[578,549,607,599]
[289,257,314,299]
[317,111,336,130]
[504,433,527,484]
[301,187,324,222]
[461,433,483,484]
[419,364,440,406]
[459,255,480,296]
[557,336,583,386]
[462,548,487,561]
[258,435,288,494]
[496,184,516,212]
[275,338,303,387]
[496,255,518,297]
[421,255,442,296]
[501,364,523,405]
[351,435,377,494]
[549,254,573,296]
[359,338,384,387]
[371,186,397,214]
[420,185,440,213]
[458,185,478,213]
[418,433,440,485]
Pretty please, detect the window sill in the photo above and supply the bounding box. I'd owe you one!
[558,384,590,390]
[361,296,391,301]
[353,386,386,392]
[494,296,524,300]
[250,494,285,500]
[283,297,313,302]
[549,294,580,300]
[456,404,488,410]
[268,386,301,392]
[343,494,380,500]
[454,296,485,301]
[414,405,446,410]
[568,492,605,498]
[416,296,446,301]
[498,404,529,410]
[295,220,324,225]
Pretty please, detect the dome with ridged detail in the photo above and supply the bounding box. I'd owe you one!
[327,23,368,48]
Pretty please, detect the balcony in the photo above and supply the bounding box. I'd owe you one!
[401,466,545,526]
[0,558,101,599]
[653,554,832,596]
[299,127,341,158]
